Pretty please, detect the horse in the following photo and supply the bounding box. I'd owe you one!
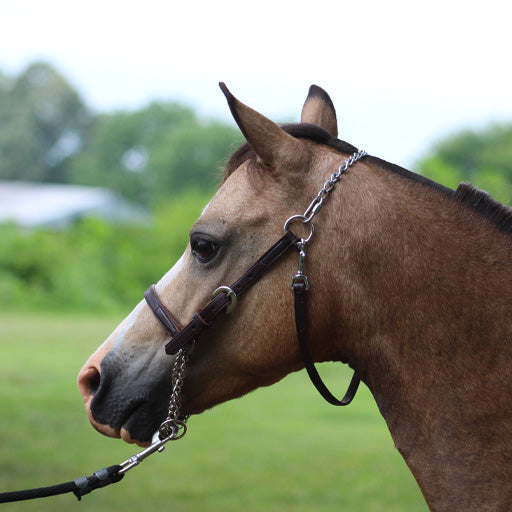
[78,83,512,512]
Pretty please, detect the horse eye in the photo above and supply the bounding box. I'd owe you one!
[191,238,218,263]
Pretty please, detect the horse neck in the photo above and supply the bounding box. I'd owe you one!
[311,161,512,511]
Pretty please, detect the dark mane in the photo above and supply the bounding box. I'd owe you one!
[372,158,512,236]
[223,122,512,236]
[367,155,455,198]
[455,183,512,235]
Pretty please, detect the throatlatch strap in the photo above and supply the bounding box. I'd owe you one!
[292,281,360,406]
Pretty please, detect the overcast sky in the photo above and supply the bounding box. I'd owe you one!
[1,0,511,167]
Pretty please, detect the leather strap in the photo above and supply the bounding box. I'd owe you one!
[144,230,360,407]
[159,230,300,355]
[292,281,360,406]
[144,285,182,338]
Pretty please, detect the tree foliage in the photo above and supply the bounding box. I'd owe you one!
[0,191,208,311]
[2,61,512,312]
[417,124,512,204]
[0,62,241,204]
[0,62,91,183]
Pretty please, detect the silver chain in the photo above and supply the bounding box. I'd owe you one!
[285,149,367,284]
[157,153,368,440]
[158,348,189,440]
[153,154,369,442]
[284,149,367,243]
[118,350,189,474]
[303,149,368,224]
[119,149,367,476]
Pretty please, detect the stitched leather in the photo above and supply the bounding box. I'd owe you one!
[143,231,299,355]
[144,230,360,407]
[163,230,299,354]
[144,285,182,337]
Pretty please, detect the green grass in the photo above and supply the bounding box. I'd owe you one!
[0,311,428,511]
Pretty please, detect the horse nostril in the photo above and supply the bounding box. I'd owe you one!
[88,367,101,395]
[78,366,101,399]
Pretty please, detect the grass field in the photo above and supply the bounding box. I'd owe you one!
[0,311,428,511]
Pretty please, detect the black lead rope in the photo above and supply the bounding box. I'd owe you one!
[0,427,182,503]
[0,464,124,503]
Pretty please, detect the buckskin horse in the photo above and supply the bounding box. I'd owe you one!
[78,84,512,512]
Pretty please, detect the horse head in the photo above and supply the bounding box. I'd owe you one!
[78,83,512,511]
[77,84,359,445]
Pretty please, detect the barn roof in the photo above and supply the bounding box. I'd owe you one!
[0,181,149,228]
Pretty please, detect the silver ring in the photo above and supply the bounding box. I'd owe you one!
[212,286,238,314]
[159,419,188,441]
[283,214,314,243]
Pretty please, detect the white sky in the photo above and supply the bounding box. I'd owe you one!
[0,0,511,167]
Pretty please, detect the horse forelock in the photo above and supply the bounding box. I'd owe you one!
[222,122,359,183]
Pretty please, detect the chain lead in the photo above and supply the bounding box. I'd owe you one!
[284,149,367,242]
[159,348,189,440]
[285,149,366,295]
[118,348,190,475]
[303,149,367,224]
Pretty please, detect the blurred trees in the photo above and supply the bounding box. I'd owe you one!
[0,61,244,311]
[2,61,512,311]
[0,62,91,184]
[5,61,511,207]
[0,62,241,205]
[0,191,208,311]
[417,124,512,204]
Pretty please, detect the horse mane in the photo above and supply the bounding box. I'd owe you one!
[454,183,512,235]
[223,122,512,236]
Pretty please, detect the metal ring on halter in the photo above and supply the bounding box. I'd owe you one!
[284,214,315,244]
[159,418,188,441]
[212,286,238,314]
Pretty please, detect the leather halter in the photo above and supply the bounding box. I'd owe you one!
[144,229,360,407]
[145,230,298,354]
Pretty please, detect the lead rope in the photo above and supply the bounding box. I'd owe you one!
[0,350,189,504]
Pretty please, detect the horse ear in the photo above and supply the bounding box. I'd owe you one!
[300,85,338,138]
[219,82,310,172]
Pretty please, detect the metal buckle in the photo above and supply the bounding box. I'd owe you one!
[212,286,238,314]
[290,273,309,290]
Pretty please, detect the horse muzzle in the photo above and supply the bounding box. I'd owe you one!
[78,347,171,447]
